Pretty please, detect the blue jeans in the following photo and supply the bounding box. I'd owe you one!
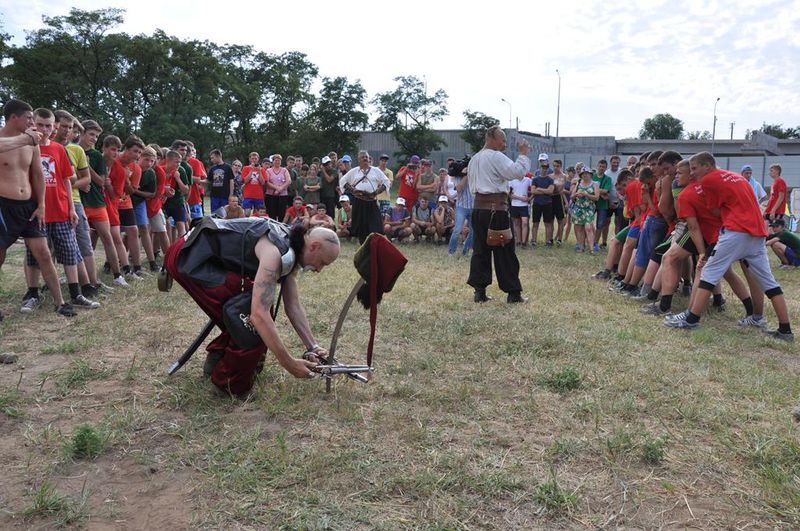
[448,206,473,255]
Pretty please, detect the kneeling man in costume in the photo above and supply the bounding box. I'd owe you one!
[164,217,340,397]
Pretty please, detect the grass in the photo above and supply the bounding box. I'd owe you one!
[1,237,800,528]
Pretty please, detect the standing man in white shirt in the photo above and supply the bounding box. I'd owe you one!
[340,150,391,243]
[467,126,531,303]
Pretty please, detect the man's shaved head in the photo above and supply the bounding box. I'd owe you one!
[302,227,340,272]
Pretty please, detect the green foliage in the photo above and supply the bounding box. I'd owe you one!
[461,110,500,153]
[0,386,24,418]
[372,75,448,157]
[685,130,712,140]
[641,436,669,465]
[759,123,800,139]
[639,113,684,140]
[69,424,106,459]
[534,474,577,513]
[542,367,582,393]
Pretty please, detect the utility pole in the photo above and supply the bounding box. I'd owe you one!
[711,97,720,155]
[730,121,735,140]
[501,98,512,129]
[555,69,561,140]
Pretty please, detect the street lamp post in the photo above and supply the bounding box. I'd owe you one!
[501,98,512,129]
[555,69,561,140]
[711,97,720,155]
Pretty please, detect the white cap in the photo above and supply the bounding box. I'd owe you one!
[321,156,332,164]
[396,197,406,206]
[338,195,350,202]
[538,153,549,162]
[438,195,448,202]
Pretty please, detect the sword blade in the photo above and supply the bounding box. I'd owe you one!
[167,319,216,375]
[327,278,366,363]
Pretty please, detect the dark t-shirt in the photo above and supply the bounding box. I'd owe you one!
[319,168,338,198]
[531,176,554,205]
[81,148,107,208]
[209,163,235,198]
[164,166,190,208]
[133,168,156,207]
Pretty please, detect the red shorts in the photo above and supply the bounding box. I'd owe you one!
[106,201,120,227]
[84,206,109,223]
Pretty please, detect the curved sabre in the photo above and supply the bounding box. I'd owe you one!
[326,278,367,391]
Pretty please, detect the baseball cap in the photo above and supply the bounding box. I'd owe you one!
[580,167,593,175]
[409,155,420,163]
[379,154,390,160]
[396,197,406,206]
[538,153,549,162]
[338,195,350,202]
[438,195,448,203]
[342,155,352,162]
[321,156,332,164]
[741,164,753,172]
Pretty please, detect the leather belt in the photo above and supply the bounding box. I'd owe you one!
[474,193,509,211]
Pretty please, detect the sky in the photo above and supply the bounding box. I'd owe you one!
[2,0,800,139]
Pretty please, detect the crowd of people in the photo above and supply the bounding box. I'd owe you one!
[0,98,796,344]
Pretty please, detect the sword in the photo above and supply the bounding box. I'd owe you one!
[325,278,368,391]
[167,319,216,375]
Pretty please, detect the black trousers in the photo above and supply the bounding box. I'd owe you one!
[467,208,522,293]
[351,197,382,244]
[266,195,289,222]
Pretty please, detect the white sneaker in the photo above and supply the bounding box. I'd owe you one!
[125,271,144,281]
[738,315,768,329]
[71,294,100,310]
[664,309,689,323]
[113,276,130,287]
[20,297,40,313]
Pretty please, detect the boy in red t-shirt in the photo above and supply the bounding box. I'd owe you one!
[666,152,792,341]
[102,136,132,286]
[241,151,265,214]
[118,136,147,279]
[23,108,95,315]
[146,147,171,257]
[765,163,787,222]
[186,142,207,218]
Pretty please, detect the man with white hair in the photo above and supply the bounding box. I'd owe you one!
[339,150,391,243]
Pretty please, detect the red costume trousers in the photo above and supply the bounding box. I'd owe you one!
[165,238,266,395]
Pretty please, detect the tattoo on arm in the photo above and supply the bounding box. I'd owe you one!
[257,268,278,309]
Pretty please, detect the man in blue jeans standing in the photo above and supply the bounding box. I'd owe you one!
[448,161,473,257]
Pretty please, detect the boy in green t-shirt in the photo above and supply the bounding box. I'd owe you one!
[767,219,800,268]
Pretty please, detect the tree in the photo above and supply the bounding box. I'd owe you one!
[372,75,448,157]
[638,113,684,140]
[758,123,800,139]
[685,130,711,140]
[461,110,500,153]
[294,76,368,157]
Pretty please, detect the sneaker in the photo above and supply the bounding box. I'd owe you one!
[601,243,608,249]
[149,263,160,273]
[623,287,641,298]
[592,243,600,253]
[555,239,562,247]
[71,294,100,310]
[545,240,553,247]
[20,297,40,314]
[56,303,77,317]
[738,315,768,328]
[765,329,795,342]
[664,316,699,330]
[609,281,625,292]
[575,244,584,252]
[112,276,130,287]
[711,300,727,313]
[665,309,689,323]
[593,270,611,280]
[641,302,668,316]
[134,268,150,277]
[96,281,115,293]
[125,271,144,282]
[778,264,792,270]
[81,285,98,299]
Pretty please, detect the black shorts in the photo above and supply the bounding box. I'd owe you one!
[552,196,565,220]
[119,208,137,227]
[510,205,529,219]
[531,202,554,223]
[0,196,46,249]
